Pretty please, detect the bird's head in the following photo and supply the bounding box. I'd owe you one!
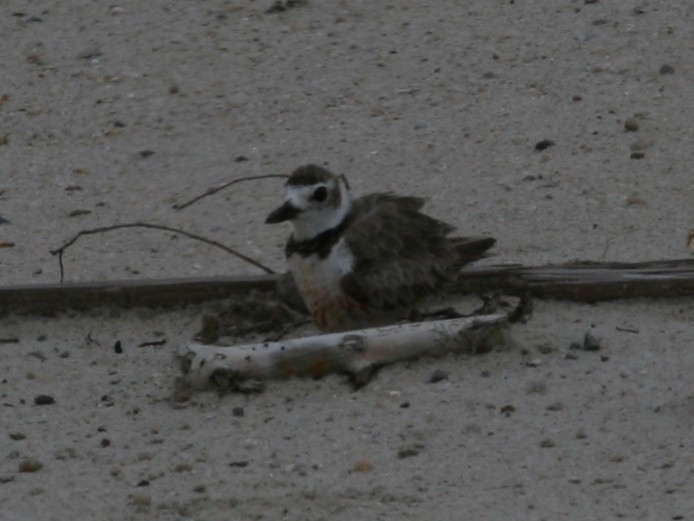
[265,164,352,240]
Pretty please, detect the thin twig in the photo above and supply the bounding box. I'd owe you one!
[173,174,288,211]
[49,222,274,283]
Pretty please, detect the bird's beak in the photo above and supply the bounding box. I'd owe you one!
[265,201,301,224]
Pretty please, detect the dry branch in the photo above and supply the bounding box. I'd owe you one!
[49,222,274,282]
[177,311,512,390]
[173,174,288,211]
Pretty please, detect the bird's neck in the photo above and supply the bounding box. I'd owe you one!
[291,184,352,241]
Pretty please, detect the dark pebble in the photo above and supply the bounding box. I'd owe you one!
[397,447,421,459]
[428,369,449,383]
[0,215,10,225]
[136,480,150,487]
[138,150,155,158]
[34,394,55,405]
[68,209,91,217]
[624,118,639,132]
[400,402,410,409]
[234,155,249,162]
[9,433,26,441]
[27,351,46,361]
[630,152,645,159]
[114,340,123,354]
[583,331,602,351]
[232,406,245,417]
[534,139,555,151]
[100,438,111,447]
[569,341,582,350]
[659,64,675,75]
[18,459,43,473]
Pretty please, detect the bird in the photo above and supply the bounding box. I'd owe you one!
[265,164,495,333]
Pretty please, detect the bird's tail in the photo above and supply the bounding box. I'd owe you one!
[451,236,496,263]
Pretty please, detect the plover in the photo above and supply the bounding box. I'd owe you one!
[266,164,495,332]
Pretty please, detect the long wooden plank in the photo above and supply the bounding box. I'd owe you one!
[2,259,694,316]
[0,276,277,316]
[453,259,694,301]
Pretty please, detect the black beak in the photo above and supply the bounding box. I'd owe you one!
[265,201,300,224]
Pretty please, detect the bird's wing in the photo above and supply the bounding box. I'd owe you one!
[339,193,461,311]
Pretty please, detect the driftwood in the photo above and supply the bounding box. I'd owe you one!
[0,276,276,316]
[2,259,694,316]
[177,310,513,390]
[453,258,694,300]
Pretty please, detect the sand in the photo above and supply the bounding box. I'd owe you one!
[1,1,692,519]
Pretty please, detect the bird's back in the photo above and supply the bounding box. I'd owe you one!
[338,193,494,315]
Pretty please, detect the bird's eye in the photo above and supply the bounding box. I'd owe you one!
[311,186,328,202]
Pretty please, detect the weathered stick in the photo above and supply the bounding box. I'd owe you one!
[0,276,276,316]
[3,259,694,316]
[178,312,510,390]
[173,174,288,211]
[49,222,274,283]
[453,259,694,300]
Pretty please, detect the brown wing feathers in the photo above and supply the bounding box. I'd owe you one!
[340,194,492,311]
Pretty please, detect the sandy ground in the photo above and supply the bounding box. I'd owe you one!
[1,0,693,519]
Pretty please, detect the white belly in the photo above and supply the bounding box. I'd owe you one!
[288,238,354,311]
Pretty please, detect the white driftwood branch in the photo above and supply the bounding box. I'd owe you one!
[177,311,511,390]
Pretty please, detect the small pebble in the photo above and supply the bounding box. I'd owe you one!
[536,343,554,354]
[583,331,602,351]
[68,209,91,217]
[624,118,639,132]
[534,139,555,151]
[353,460,374,472]
[397,447,421,459]
[34,394,55,405]
[500,404,516,416]
[193,484,206,493]
[27,351,46,361]
[428,369,449,383]
[9,433,26,441]
[659,64,675,75]
[18,459,43,473]
[232,406,245,417]
[114,340,123,354]
[630,152,645,159]
[129,492,151,506]
[539,439,555,448]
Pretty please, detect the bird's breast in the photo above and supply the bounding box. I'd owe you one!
[287,238,355,314]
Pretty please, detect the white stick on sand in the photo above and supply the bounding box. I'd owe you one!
[177,310,514,390]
